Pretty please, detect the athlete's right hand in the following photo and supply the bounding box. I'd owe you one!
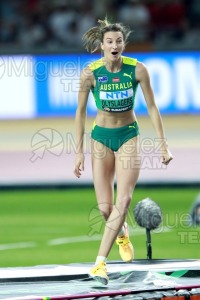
[73,153,85,178]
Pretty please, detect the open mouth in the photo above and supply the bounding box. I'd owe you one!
[111,51,118,56]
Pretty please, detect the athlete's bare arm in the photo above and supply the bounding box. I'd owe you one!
[136,61,173,165]
[74,67,94,178]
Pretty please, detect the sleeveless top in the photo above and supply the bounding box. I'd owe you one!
[89,56,138,113]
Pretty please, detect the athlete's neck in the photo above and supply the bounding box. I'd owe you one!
[102,57,122,73]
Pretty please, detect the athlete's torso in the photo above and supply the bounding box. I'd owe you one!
[89,56,138,114]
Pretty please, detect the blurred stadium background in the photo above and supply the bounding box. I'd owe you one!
[0,0,200,268]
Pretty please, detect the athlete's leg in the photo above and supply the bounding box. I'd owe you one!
[97,136,140,258]
[91,139,115,222]
[115,136,140,224]
[89,139,115,285]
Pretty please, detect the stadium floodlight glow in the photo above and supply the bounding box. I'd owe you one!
[133,198,162,260]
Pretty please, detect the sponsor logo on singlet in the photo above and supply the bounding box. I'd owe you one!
[123,72,133,80]
[99,88,134,112]
[99,88,133,100]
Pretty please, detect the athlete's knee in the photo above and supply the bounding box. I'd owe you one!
[98,203,112,220]
[100,210,110,221]
[116,194,132,216]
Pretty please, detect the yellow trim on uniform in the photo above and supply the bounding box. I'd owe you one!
[89,59,104,71]
[122,56,137,66]
[89,56,137,71]
[92,120,97,130]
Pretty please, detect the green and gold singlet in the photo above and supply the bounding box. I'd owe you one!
[89,56,138,113]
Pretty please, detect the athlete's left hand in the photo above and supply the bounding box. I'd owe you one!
[162,148,173,165]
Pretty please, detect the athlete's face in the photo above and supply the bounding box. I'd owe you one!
[101,31,125,61]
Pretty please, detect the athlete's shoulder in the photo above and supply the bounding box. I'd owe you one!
[122,56,137,66]
[135,61,149,82]
[80,66,94,82]
[88,58,104,71]
[135,61,149,73]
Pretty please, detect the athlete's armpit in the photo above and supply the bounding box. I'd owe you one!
[79,67,94,92]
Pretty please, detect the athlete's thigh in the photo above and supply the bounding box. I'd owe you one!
[91,139,115,214]
[115,136,141,198]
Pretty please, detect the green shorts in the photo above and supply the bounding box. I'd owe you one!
[91,121,139,152]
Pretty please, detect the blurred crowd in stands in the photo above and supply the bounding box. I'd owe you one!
[1,0,200,53]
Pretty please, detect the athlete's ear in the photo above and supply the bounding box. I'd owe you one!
[101,42,104,51]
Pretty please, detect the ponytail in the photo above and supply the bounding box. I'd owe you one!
[82,17,132,53]
[82,26,101,53]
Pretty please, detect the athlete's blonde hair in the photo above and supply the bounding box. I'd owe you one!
[82,17,132,53]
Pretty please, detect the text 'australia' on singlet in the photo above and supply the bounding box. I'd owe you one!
[89,56,138,113]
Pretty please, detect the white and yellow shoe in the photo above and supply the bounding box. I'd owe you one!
[88,261,109,285]
[116,223,134,262]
